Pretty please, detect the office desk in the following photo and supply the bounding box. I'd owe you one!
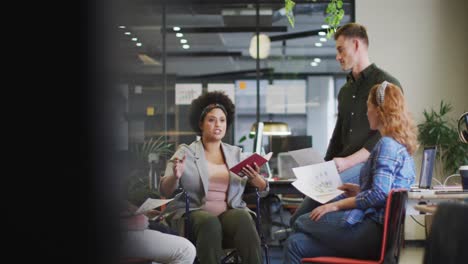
[413,204,437,214]
[409,189,468,237]
[407,189,468,214]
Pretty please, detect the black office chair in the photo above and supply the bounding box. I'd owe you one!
[179,185,270,264]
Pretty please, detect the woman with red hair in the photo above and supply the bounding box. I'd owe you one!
[284,81,418,263]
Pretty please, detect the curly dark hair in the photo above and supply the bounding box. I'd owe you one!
[188,91,235,135]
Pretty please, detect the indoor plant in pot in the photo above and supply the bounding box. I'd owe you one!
[417,101,468,184]
[127,136,173,205]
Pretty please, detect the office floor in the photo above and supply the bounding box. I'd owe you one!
[267,244,425,263]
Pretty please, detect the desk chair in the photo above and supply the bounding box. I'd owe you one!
[179,186,270,264]
[301,189,408,264]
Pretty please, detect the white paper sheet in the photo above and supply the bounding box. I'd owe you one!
[288,147,324,166]
[175,83,202,105]
[291,161,343,204]
[135,198,174,214]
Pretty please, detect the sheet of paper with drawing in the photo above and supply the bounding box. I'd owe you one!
[291,161,344,204]
[135,198,174,215]
[288,147,324,166]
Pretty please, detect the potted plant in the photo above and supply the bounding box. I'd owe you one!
[127,136,173,205]
[417,101,468,183]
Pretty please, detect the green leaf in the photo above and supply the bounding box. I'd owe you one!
[286,12,295,28]
[337,0,343,9]
[285,0,296,27]
[238,135,247,143]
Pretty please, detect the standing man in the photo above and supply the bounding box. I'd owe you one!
[290,22,401,225]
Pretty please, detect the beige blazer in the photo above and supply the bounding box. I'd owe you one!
[159,140,269,224]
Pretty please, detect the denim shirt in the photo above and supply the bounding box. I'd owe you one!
[339,137,415,225]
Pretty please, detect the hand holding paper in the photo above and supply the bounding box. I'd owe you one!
[338,183,360,197]
[291,161,344,204]
[135,198,174,215]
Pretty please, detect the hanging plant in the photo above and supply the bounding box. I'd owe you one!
[284,0,296,28]
[284,0,345,38]
[324,0,345,38]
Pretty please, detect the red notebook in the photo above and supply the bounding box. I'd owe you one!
[229,153,268,177]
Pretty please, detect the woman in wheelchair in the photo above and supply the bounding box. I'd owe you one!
[284,82,418,263]
[160,91,269,264]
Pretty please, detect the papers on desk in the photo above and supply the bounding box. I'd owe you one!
[135,198,174,215]
[291,161,344,204]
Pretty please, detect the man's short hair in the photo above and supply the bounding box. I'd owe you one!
[334,23,369,47]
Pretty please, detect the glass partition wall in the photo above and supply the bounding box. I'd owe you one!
[113,0,354,187]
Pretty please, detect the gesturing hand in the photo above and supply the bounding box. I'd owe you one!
[338,183,360,197]
[172,154,186,179]
[309,203,339,221]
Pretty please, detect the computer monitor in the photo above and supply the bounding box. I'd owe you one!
[270,135,313,158]
[419,146,437,189]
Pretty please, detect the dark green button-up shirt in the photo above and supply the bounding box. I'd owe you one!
[324,63,401,161]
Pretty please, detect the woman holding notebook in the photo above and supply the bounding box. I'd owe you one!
[159,91,269,264]
[283,82,418,263]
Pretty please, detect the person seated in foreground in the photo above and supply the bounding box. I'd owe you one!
[121,200,196,264]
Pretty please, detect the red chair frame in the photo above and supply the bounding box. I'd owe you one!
[301,189,408,264]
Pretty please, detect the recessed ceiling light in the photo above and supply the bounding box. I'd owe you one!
[314,58,321,62]
[132,37,138,41]
[318,31,326,36]
[182,44,190,49]
[124,32,131,35]
[321,25,330,29]
[136,43,142,47]
[176,33,183,37]
[173,26,181,31]
[315,43,322,47]
[119,26,126,29]
[310,62,318,67]
[320,38,327,42]
[180,39,187,44]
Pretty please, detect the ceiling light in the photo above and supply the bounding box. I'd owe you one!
[180,39,187,44]
[136,43,142,47]
[131,37,138,41]
[320,38,327,42]
[124,32,131,35]
[119,26,126,29]
[249,33,271,59]
[318,31,326,36]
[176,33,183,37]
[315,43,322,47]
[182,44,190,49]
[173,26,181,31]
[314,58,321,62]
[321,25,330,29]
[311,62,318,67]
